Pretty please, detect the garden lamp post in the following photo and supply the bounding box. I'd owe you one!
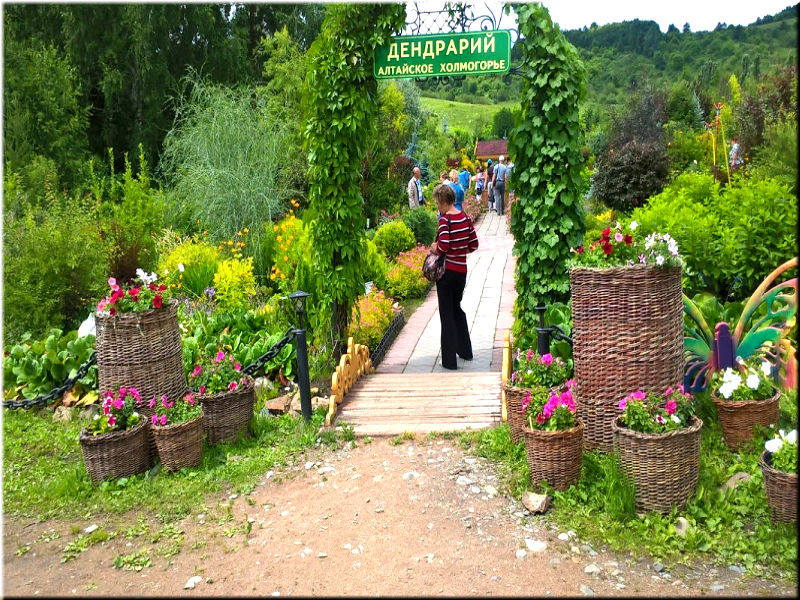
[535,305,551,356]
[289,291,312,421]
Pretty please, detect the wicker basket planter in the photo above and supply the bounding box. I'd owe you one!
[503,383,529,443]
[198,384,255,444]
[759,451,797,524]
[521,420,584,491]
[612,415,703,514]
[95,300,188,408]
[712,389,780,451]
[571,265,684,451]
[152,415,204,471]
[80,422,151,484]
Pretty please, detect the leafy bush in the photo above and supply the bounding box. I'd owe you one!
[492,107,514,138]
[666,125,708,172]
[401,208,438,245]
[372,220,416,258]
[270,214,311,291]
[158,238,219,297]
[592,139,669,211]
[362,239,389,290]
[3,197,108,340]
[749,114,797,191]
[3,329,97,401]
[348,289,396,350]
[386,246,429,300]
[213,258,256,311]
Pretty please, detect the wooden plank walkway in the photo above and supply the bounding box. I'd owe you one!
[338,371,501,436]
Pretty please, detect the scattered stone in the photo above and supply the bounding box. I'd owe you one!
[549,557,561,566]
[229,494,238,500]
[469,485,481,494]
[615,583,626,590]
[53,406,73,422]
[304,461,314,470]
[729,565,744,574]
[375,507,384,514]
[84,525,98,535]
[579,584,594,596]
[402,471,420,480]
[524,539,547,553]
[522,492,549,514]
[515,549,527,560]
[456,475,473,486]
[720,472,750,494]
[570,544,581,554]
[464,457,477,465]
[317,552,327,559]
[711,584,725,593]
[318,466,336,475]
[78,405,99,421]
[567,530,576,539]
[653,562,664,573]
[426,553,434,563]
[584,563,602,577]
[674,517,690,538]
[581,544,597,557]
[484,485,498,498]
[557,533,570,541]
[184,576,202,590]
[265,395,292,414]
[280,511,290,517]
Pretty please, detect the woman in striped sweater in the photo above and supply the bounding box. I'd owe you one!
[433,184,479,370]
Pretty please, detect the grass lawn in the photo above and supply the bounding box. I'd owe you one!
[458,389,798,582]
[421,96,516,136]
[2,406,352,524]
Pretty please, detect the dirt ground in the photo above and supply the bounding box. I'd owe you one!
[3,436,796,597]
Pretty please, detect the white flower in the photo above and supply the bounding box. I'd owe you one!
[765,437,783,453]
[786,430,797,445]
[761,361,772,377]
[667,239,679,256]
[655,255,665,266]
[615,221,622,230]
[746,373,761,390]
[629,220,638,231]
[136,267,147,281]
[164,269,169,276]
[178,263,185,273]
[719,382,735,399]
[693,159,698,164]
[736,356,745,366]
[132,412,139,418]
[671,414,681,424]
[93,414,100,420]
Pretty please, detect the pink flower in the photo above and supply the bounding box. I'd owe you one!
[618,398,627,411]
[631,390,646,400]
[678,384,685,394]
[536,412,545,425]
[199,386,206,395]
[565,379,576,390]
[149,397,156,409]
[665,386,674,396]
[511,370,518,383]
[216,351,225,363]
[113,397,124,410]
[97,299,108,311]
[160,394,169,408]
[655,414,666,424]
[191,365,202,377]
[615,232,624,243]
[665,400,677,415]
[185,392,195,406]
[560,389,573,404]
[118,387,127,398]
[108,277,119,291]
[228,381,238,391]
[540,353,553,366]
[234,362,242,372]
[160,414,168,426]
[526,349,534,362]
[129,388,140,401]
[151,414,158,425]
[521,390,531,412]
[107,415,117,427]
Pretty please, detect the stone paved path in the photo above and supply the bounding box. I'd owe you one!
[380,210,516,374]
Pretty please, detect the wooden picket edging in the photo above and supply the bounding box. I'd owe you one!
[501,330,511,422]
[325,337,374,426]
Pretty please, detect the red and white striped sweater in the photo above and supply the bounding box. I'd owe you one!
[436,211,479,274]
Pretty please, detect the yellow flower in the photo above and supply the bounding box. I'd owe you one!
[283,255,288,261]
[237,231,242,237]
[243,227,249,233]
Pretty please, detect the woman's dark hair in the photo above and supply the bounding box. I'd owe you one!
[433,183,456,207]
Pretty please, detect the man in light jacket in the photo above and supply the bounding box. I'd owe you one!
[407,167,424,209]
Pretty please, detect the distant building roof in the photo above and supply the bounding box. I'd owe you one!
[474,139,508,159]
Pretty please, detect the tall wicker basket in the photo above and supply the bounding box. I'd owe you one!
[612,415,702,514]
[503,383,528,443]
[152,415,204,471]
[712,389,780,451]
[571,265,684,451]
[759,451,797,524]
[80,422,151,484]
[198,384,256,444]
[522,421,584,491]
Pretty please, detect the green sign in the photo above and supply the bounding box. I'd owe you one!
[374,30,511,80]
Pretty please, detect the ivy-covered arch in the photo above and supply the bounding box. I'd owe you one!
[507,3,586,344]
[305,4,406,348]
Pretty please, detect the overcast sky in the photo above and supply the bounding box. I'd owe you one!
[405,1,795,33]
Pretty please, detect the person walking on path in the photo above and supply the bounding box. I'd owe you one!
[407,166,424,209]
[729,136,743,172]
[447,168,465,212]
[492,155,509,215]
[433,184,478,370]
[458,165,471,192]
[485,159,494,211]
[473,165,486,203]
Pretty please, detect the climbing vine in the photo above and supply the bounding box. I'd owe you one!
[305,4,406,349]
[507,3,586,345]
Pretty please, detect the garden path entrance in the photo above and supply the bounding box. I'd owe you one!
[338,211,515,435]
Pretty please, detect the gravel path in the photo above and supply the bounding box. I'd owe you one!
[3,436,794,597]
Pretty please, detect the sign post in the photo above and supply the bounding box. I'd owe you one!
[374,30,511,80]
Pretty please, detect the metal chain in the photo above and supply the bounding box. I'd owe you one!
[3,352,97,410]
[242,328,296,376]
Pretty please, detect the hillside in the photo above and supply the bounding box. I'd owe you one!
[420,97,516,137]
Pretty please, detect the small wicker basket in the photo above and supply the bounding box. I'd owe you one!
[80,422,151,484]
[152,415,204,471]
[503,383,528,443]
[612,415,703,514]
[759,451,797,524]
[198,384,255,444]
[521,420,584,491]
[712,389,780,451]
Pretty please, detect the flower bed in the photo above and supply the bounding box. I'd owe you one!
[387,245,430,300]
[761,429,797,524]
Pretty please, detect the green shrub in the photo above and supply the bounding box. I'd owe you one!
[3,197,108,341]
[373,220,416,258]
[347,289,396,349]
[362,239,389,290]
[386,246,429,300]
[213,257,256,311]
[749,114,797,191]
[401,207,438,245]
[665,124,709,173]
[158,239,219,297]
[593,139,669,211]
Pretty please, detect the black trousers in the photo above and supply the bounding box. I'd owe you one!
[436,269,472,370]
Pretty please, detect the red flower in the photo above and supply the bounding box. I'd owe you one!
[152,294,163,308]
[109,306,117,316]
[536,412,545,425]
[128,287,140,300]
[623,234,633,246]
[148,283,157,291]
[602,242,613,255]
[158,284,166,292]
[601,227,611,240]
[576,245,584,254]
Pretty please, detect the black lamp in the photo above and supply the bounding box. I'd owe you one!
[288,290,310,330]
